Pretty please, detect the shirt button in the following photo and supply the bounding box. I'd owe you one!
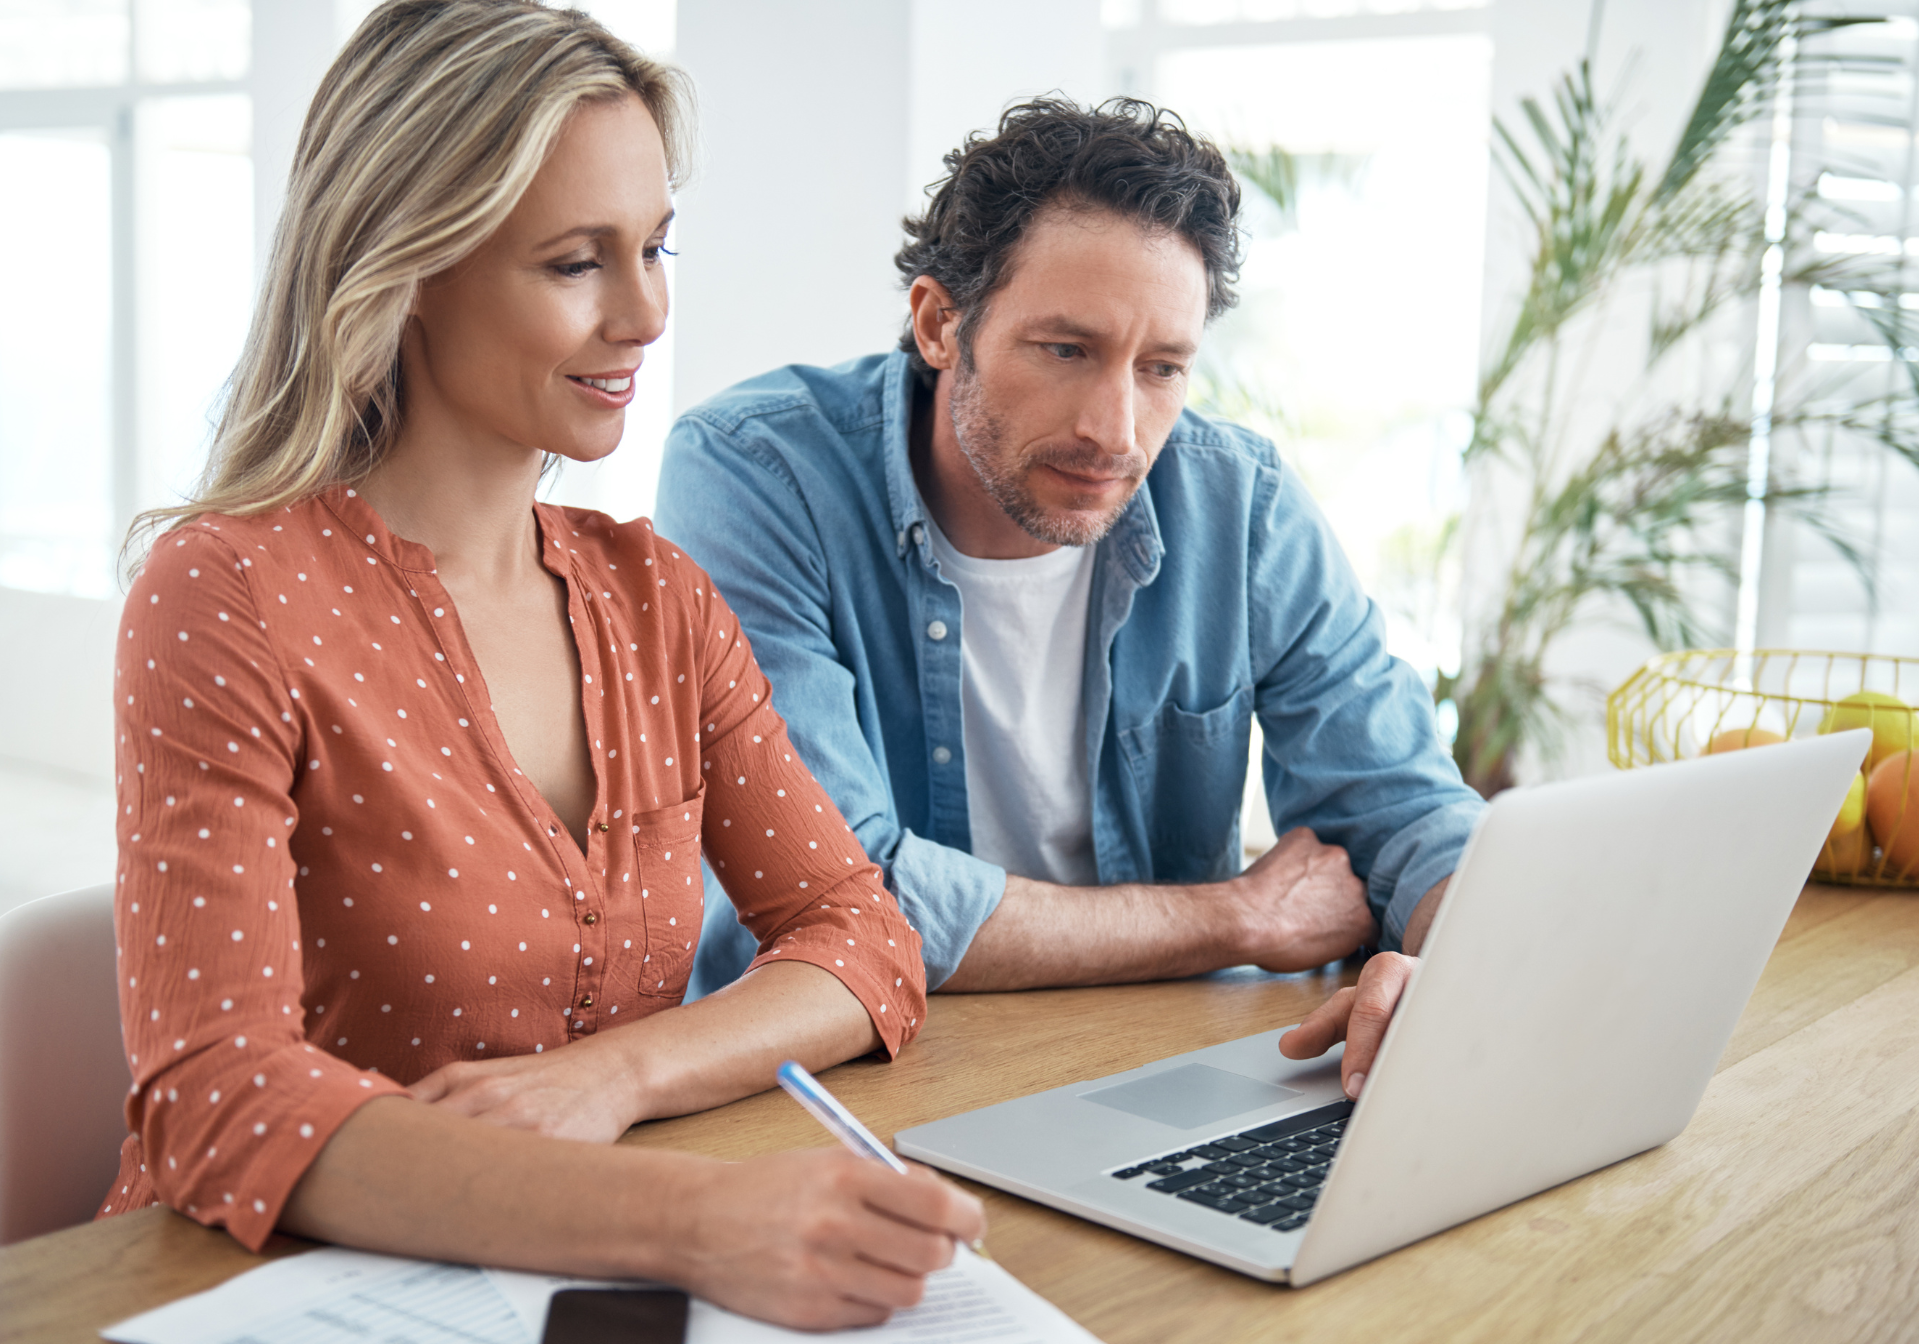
[910,523,926,545]
[927,620,948,641]
[581,994,595,1008]
[583,912,598,925]
[932,745,953,765]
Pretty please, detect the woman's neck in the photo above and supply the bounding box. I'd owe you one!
[359,406,549,592]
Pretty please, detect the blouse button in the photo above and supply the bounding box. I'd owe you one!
[597,822,610,833]
[581,994,595,1008]
[583,912,599,925]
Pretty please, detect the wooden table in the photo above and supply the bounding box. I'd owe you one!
[5,884,1917,1343]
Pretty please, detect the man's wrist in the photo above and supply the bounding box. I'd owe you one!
[1202,872,1270,970]
[1401,875,1450,955]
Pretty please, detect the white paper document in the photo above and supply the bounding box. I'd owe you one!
[103,1244,1102,1344]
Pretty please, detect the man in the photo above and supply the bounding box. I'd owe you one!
[656,99,1484,1095]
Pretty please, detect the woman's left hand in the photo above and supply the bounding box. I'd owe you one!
[409,1035,640,1142]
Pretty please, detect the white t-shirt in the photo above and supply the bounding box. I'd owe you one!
[925,517,1099,887]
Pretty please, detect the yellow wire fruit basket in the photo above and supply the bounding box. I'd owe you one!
[1607,650,1919,889]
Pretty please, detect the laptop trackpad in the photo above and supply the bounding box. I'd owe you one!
[1080,1063,1302,1130]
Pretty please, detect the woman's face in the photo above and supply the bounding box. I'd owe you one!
[405,93,672,466]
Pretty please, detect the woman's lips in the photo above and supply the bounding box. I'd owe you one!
[565,372,638,408]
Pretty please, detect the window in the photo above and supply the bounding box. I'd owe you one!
[0,0,252,598]
[1104,1,1492,845]
[0,0,681,599]
[1759,16,1919,657]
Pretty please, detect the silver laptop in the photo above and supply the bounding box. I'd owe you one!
[895,730,1870,1285]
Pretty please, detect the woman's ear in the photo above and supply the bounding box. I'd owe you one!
[907,275,962,372]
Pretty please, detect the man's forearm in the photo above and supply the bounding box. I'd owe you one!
[1401,875,1449,956]
[938,856,1448,994]
[938,875,1248,992]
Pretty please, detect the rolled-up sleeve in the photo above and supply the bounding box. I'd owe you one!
[113,529,406,1249]
[1246,464,1485,951]
[688,574,927,1054]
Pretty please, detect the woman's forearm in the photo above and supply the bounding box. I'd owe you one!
[620,959,883,1122]
[281,1095,706,1279]
[281,1088,987,1332]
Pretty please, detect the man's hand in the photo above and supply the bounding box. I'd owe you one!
[1229,827,1375,972]
[1277,951,1417,1100]
[1275,874,1449,1098]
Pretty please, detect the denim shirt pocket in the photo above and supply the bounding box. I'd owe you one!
[1116,685,1254,882]
[622,783,705,1009]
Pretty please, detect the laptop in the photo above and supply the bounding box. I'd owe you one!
[894,730,1870,1285]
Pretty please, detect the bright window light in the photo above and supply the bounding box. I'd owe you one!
[134,0,249,83]
[1818,171,1902,202]
[0,129,115,597]
[0,1,130,89]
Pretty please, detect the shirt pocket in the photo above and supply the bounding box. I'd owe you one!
[623,785,705,1008]
[1117,685,1253,882]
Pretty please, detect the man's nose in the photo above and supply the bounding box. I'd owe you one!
[1074,361,1137,456]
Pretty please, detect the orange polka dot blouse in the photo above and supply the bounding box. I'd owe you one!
[100,487,925,1249]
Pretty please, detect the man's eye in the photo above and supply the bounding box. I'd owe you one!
[1045,343,1081,360]
[1149,363,1185,380]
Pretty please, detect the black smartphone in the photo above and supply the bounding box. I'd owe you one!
[540,1288,690,1344]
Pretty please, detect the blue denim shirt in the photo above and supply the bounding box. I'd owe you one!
[656,350,1484,991]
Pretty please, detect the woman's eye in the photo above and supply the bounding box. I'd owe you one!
[642,244,678,264]
[553,260,600,279]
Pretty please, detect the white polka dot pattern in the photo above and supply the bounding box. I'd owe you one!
[102,489,923,1251]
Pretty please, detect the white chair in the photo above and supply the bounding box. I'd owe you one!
[0,883,132,1244]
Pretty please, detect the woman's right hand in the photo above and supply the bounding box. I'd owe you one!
[661,1148,987,1330]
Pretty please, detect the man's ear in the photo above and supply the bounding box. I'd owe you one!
[907,276,962,372]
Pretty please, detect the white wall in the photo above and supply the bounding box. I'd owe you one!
[0,587,119,784]
[670,0,1105,413]
[906,0,1104,218]
[670,2,915,411]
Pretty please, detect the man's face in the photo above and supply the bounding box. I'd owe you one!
[948,206,1209,547]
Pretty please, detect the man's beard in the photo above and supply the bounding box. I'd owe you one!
[948,359,1149,548]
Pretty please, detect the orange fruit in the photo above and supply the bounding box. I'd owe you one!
[1866,751,1919,878]
[1707,727,1785,753]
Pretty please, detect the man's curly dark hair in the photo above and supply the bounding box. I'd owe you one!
[895,96,1243,385]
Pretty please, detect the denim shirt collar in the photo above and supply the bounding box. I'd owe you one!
[876,348,1165,584]
[881,353,929,559]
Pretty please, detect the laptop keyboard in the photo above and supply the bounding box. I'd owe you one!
[1107,1099,1353,1234]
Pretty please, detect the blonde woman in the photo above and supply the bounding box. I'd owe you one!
[102,0,980,1327]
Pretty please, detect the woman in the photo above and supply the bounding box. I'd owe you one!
[102,0,980,1328]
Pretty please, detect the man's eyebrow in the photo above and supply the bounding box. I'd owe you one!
[1026,317,1198,359]
[533,208,676,252]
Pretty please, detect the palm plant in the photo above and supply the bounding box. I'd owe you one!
[1445,0,1919,796]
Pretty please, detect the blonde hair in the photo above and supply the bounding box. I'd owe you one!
[127,0,691,563]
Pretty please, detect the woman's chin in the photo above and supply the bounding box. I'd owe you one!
[546,434,626,467]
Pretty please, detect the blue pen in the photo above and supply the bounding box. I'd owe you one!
[777,1060,990,1256]
[776,1060,911,1173]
